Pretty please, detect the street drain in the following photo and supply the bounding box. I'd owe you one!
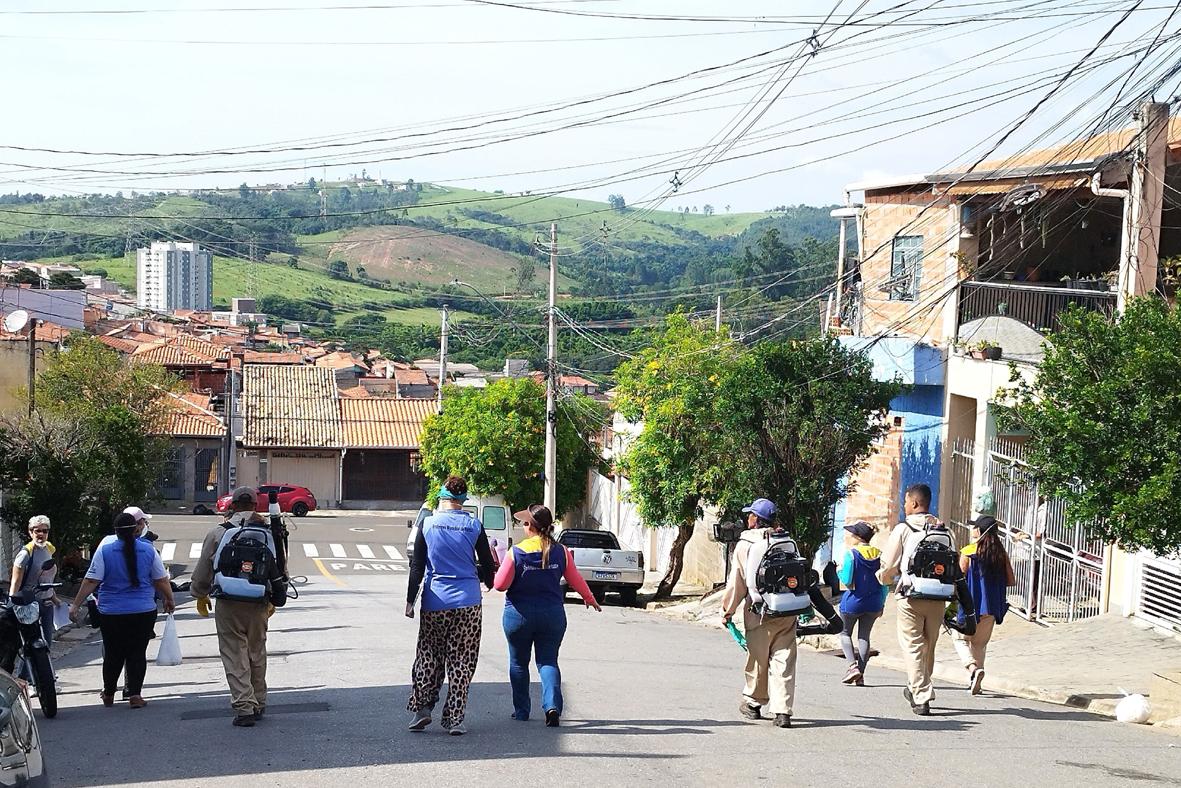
[180,702,331,720]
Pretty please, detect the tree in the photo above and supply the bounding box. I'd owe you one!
[48,272,85,290]
[7,268,41,286]
[702,204,715,217]
[327,260,351,280]
[307,177,317,191]
[1000,297,1181,554]
[286,256,299,269]
[714,337,901,553]
[88,267,108,278]
[0,335,179,560]
[239,182,251,200]
[608,194,627,212]
[419,378,601,517]
[613,314,744,598]
[513,256,537,294]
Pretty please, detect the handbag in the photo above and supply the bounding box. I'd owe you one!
[155,614,183,666]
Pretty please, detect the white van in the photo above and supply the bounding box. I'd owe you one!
[405,496,525,564]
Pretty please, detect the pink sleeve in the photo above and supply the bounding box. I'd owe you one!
[563,547,597,605]
[493,550,515,591]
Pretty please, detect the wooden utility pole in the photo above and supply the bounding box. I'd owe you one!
[544,223,558,513]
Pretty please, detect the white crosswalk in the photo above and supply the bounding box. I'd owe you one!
[157,541,408,564]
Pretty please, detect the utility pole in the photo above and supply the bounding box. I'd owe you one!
[437,305,449,413]
[1121,101,1169,311]
[544,223,558,513]
[830,205,861,330]
[715,295,722,332]
[26,318,37,416]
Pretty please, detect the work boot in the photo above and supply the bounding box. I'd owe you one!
[773,713,792,728]
[232,714,256,728]
[739,702,762,720]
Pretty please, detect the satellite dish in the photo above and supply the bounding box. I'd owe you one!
[3,309,29,334]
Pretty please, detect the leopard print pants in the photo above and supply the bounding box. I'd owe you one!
[407,604,483,729]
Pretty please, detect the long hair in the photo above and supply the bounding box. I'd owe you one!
[529,505,556,567]
[975,521,1009,579]
[113,512,140,587]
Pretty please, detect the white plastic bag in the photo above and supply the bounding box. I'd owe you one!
[52,602,71,630]
[155,613,182,667]
[1115,692,1151,724]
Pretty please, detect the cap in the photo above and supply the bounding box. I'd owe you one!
[122,506,153,523]
[514,505,553,531]
[437,485,468,502]
[741,498,777,522]
[969,515,999,532]
[231,486,258,505]
[844,521,875,542]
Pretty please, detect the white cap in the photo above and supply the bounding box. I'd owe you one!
[122,506,153,522]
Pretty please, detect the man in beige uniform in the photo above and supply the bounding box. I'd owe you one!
[876,483,953,716]
[191,487,273,728]
[721,498,796,729]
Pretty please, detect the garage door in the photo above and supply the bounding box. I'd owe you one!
[1138,557,1181,634]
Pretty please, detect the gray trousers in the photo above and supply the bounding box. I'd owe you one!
[838,611,881,672]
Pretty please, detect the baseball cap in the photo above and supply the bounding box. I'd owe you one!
[513,505,553,531]
[231,486,258,505]
[968,515,999,533]
[741,498,777,522]
[122,506,153,522]
[844,521,875,542]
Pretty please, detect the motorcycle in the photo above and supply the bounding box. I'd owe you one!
[0,559,61,719]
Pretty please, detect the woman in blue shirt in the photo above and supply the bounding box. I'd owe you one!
[836,522,888,686]
[69,513,174,709]
[405,475,496,736]
[954,515,1015,695]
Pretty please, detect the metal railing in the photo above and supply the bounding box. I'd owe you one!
[957,280,1116,334]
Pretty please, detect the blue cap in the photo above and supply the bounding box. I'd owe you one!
[741,498,777,521]
[438,485,468,502]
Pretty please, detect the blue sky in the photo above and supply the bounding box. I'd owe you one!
[0,1,1177,210]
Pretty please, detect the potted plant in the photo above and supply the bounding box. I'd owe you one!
[970,341,1002,361]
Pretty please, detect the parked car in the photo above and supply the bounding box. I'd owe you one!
[405,496,520,564]
[0,671,48,785]
[215,484,317,517]
[558,529,644,606]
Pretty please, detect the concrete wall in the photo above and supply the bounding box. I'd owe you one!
[0,341,51,416]
[236,448,341,508]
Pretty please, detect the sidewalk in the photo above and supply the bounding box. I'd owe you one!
[653,590,1181,728]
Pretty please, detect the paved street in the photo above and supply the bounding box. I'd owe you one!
[39,559,1180,787]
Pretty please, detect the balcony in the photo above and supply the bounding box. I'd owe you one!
[957,280,1116,334]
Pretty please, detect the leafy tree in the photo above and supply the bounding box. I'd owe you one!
[88,267,109,278]
[239,182,251,200]
[1000,297,1181,554]
[7,268,41,286]
[0,335,179,560]
[608,194,627,212]
[307,177,317,191]
[613,314,744,598]
[419,378,601,517]
[287,256,299,269]
[327,260,351,280]
[714,337,901,553]
[48,272,85,290]
[702,204,715,217]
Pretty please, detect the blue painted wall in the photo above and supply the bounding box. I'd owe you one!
[894,385,944,517]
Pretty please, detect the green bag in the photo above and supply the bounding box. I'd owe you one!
[725,620,748,652]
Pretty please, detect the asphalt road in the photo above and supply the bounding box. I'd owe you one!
[37,566,1181,787]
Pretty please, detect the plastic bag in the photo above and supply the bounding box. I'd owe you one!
[725,620,748,652]
[53,602,71,630]
[1115,692,1151,724]
[155,614,182,666]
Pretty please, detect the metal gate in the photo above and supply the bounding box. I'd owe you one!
[1137,557,1181,634]
[985,439,1105,624]
[946,438,976,549]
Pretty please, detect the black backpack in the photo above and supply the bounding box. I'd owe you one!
[904,525,958,601]
[212,525,277,603]
[749,533,813,617]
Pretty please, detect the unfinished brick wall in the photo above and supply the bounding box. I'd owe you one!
[844,417,905,532]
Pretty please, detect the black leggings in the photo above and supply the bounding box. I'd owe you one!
[98,610,157,696]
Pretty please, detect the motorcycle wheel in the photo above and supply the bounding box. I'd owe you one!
[29,648,56,719]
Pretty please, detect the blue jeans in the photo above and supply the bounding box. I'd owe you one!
[502,602,567,719]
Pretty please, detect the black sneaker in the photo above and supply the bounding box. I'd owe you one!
[254,707,266,721]
[773,713,792,728]
[912,702,931,716]
[739,702,762,721]
[545,709,560,727]
[232,714,256,728]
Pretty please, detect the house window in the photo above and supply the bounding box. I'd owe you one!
[889,235,923,301]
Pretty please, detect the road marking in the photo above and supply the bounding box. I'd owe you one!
[382,545,404,560]
[329,543,346,558]
[357,544,375,559]
[312,558,348,587]
[189,543,203,559]
[302,543,319,557]
[161,543,176,562]
[329,562,405,572]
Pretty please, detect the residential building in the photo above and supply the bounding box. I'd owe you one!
[136,241,213,313]
[211,296,268,327]
[152,392,227,512]
[0,287,87,330]
[339,398,433,506]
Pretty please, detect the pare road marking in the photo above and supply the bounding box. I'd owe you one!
[328,562,407,572]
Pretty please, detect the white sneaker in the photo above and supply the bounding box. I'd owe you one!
[447,724,466,736]
[408,711,432,732]
[970,668,985,695]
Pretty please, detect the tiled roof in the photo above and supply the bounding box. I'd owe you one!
[243,364,341,448]
[132,333,231,367]
[96,334,142,354]
[340,398,434,449]
[0,317,71,343]
[243,350,303,365]
[315,351,368,371]
[560,374,596,387]
[394,367,430,386]
[339,386,371,399]
[153,392,225,438]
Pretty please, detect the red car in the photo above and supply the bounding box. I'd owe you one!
[215,484,317,517]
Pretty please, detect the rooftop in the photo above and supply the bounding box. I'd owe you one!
[340,398,435,449]
[243,364,341,448]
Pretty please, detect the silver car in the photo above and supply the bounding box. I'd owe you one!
[0,671,48,786]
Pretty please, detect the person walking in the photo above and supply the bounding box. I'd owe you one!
[720,498,801,729]
[191,487,279,728]
[405,475,497,735]
[10,516,61,682]
[68,513,174,708]
[877,483,956,716]
[493,504,601,727]
[953,515,1015,695]
[836,521,887,686]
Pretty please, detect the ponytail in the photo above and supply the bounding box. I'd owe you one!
[528,504,556,567]
[113,512,140,587]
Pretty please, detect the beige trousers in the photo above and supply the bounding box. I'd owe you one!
[742,614,797,716]
[215,599,270,715]
[952,614,997,671]
[895,597,945,705]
